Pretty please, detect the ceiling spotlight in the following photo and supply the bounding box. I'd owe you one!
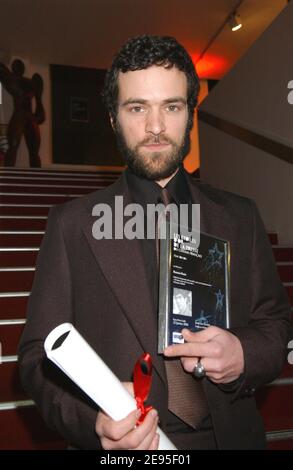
[229,13,242,32]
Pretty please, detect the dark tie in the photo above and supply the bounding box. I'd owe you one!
[158,187,209,429]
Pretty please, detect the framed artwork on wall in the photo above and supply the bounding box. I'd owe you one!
[51,64,124,166]
[70,97,89,123]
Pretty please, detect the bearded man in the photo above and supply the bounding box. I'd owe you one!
[19,35,291,450]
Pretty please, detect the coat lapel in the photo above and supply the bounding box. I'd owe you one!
[187,174,232,240]
[82,175,166,384]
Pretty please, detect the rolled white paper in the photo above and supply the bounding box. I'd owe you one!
[44,323,176,450]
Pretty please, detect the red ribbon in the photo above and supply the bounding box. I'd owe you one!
[133,353,153,425]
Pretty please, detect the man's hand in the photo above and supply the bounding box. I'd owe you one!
[164,327,244,384]
[95,382,160,450]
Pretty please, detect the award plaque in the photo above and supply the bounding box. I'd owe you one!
[158,220,230,353]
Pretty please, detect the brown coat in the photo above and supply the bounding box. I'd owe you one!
[18,171,292,449]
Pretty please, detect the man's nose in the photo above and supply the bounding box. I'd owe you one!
[145,109,166,135]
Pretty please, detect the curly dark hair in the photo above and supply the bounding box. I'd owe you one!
[102,35,200,128]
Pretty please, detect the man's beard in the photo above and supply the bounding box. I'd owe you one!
[114,122,191,180]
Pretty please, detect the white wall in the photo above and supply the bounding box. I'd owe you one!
[199,2,293,244]
[200,122,293,245]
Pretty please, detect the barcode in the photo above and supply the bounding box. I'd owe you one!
[172,332,184,344]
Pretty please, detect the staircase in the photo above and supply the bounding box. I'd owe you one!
[0,168,292,449]
[255,233,293,450]
[0,167,121,449]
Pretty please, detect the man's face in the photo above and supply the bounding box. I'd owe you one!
[114,65,190,180]
[176,294,187,312]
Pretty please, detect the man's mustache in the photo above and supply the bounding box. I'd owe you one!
[139,136,174,146]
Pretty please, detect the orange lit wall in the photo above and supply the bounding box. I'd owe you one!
[193,54,228,80]
[184,79,209,173]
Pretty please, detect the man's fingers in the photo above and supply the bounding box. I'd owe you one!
[165,328,244,386]
[133,415,159,450]
[182,326,221,342]
[100,408,139,442]
[149,433,160,450]
[98,381,137,442]
[119,409,158,450]
[165,332,224,359]
[164,340,210,358]
[181,356,223,374]
[98,408,158,450]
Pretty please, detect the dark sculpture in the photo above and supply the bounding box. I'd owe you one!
[0,59,45,167]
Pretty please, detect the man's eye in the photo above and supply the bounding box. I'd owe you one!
[130,106,144,113]
[167,105,179,112]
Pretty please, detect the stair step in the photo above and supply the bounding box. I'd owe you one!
[0,176,116,186]
[268,439,293,450]
[0,185,96,195]
[268,233,278,245]
[0,167,121,178]
[273,246,293,262]
[0,195,75,205]
[0,361,28,402]
[256,384,293,432]
[0,249,39,268]
[0,323,25,356]
[0,233,44,248]
[279,362,293,379]
[0,270,35,292]
[0,407,65,449]
[0,292,29,320]
[0,168,119,451]
[0,294,29,320]
[0,217,47,231]
[277,263,293,282]
[285,284,293,304]
[0,205,52,216]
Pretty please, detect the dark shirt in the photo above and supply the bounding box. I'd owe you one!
[125,164,191,205]
[125,165,191,317]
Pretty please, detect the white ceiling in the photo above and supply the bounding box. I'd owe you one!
[0,0,288,78]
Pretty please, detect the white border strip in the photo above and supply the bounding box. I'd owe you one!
[0,292,30,298]
[266,429,293,442]
[0,354,18,362]
[0,176,116,182]
[0,168,122,176]
[0,247,39,251]
[0,192,82,197]
[269,377,293,386]
[0,215,47,219]
[0,319,26,325]
[0,183,99,189]
[0,204,52,207]
[0,267,35,272]
[0,400,35,411]
[0,231,44,235]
